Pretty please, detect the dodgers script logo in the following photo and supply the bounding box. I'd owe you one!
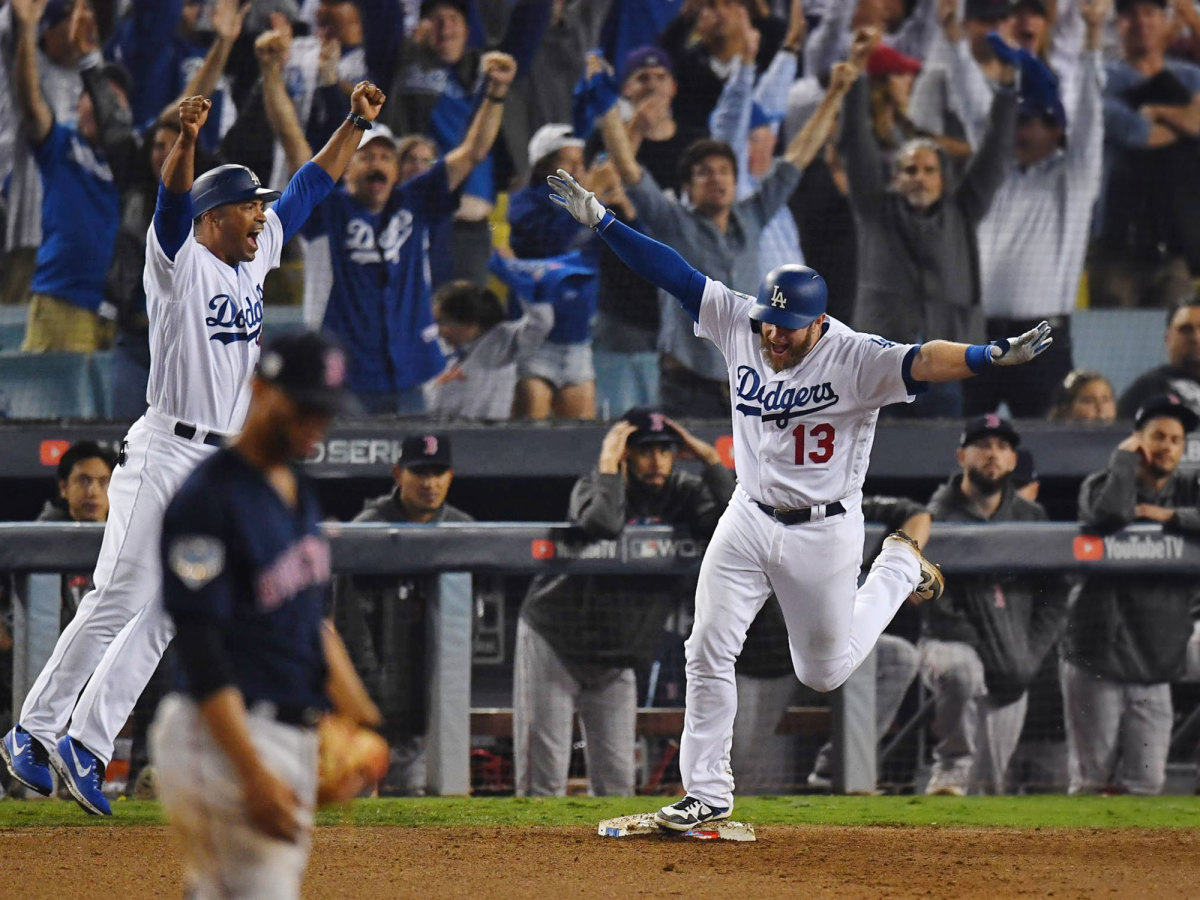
[206,284,264,344]
[734,366,840,428]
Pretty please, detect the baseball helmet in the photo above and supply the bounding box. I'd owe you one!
[190,164,281,218]
[748,264,828,333]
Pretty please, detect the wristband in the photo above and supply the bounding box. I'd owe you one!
[345,113,373,131]
[594,209,616,234]
[964,343,995,374]
[486,92,507,103]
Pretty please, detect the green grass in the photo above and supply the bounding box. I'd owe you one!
[3,795,1200,829]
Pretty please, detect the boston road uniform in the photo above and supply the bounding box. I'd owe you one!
[151,449,331,899]
[302,159,460,409]
[16,161,335,771]
[591,214,928,811]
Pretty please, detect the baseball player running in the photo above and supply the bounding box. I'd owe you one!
[1,84,386,815]
[151,331,380,899]
[546,106,1053,828]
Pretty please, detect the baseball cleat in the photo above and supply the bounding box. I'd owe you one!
[52,736,112,816]
[883,529,944,603]
[0,725,54,796]
[654,796,732,832]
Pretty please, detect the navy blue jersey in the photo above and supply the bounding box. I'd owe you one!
[161,449,331,711]
[303,161,458,393]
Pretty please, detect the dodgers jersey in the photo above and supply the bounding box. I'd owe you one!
[696,278,919,509]
[143,208,283,435]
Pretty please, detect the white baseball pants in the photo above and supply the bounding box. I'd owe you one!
[20,412,214,763]
[681,489,919,809]
[150,694,318,899]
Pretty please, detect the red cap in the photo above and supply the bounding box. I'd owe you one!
[866,45,922,78]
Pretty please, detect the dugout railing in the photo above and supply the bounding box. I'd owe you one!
[3,521,1198,796]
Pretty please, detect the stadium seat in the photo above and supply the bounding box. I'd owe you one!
[0,306,27,351]
[1070,309,1166,397]
[0,351,101,419]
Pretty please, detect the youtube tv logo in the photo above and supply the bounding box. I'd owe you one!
[39,439,70,467]
[1073,536,1104,562]
[531,539,556,560]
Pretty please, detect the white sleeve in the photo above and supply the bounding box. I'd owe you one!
[144,222,188,307]
[696,277,753,361]
[850,333,920,409]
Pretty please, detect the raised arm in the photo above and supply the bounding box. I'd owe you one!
[310,81,386,182]
[256,28,312,178]
[837,29,887,210]
[782,59,859,170]
[11,0,53,145]
[155,96,208,260]
[156,0,248,124]
[599,99,643,186]
[443,51,517,191]
[70,4,137,186]
[548,169,707,320]
[908,321,1054,382]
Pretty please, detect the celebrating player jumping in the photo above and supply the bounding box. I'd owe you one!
[1,83,387,816]
[546,59,1053,831]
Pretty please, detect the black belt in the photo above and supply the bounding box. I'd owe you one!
[250,701,323,728]
[754,499,846,525]
[174,421,225,447]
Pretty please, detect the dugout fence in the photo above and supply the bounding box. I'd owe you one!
[3,521,1199,796]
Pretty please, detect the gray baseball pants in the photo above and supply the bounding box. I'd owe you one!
[1059,659,1172,795]
[512,619,636,797]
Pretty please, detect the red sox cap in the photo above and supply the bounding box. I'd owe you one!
[623,407,681,446]
[257,331,351,415]
[398,434,453,469]
[960,413,1021,448]
[1134,393,1200,433]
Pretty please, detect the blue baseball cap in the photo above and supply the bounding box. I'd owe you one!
[620,45,672,85]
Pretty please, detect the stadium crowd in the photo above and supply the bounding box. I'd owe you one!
[2,0,1200,805]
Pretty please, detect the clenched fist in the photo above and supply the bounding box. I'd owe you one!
[480,51,517,93]
[178,96,211,141]
[350,81,386,121]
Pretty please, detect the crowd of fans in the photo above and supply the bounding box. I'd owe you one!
[2,0,1200,419]
[3,0,1200,801]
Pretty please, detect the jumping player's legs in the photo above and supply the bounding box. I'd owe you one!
[69,600,175,764]
[770,504,919,694]
[679,498,773,809]
[20,421,210,754]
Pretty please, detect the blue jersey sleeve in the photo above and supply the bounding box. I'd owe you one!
[31,122,68,170]
[398,159,459,220]
[597,214,707,323]
[161,490,235,627]
[274,161,337,244]
[153,181,194,262]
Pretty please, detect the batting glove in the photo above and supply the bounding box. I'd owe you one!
[547,169,609,230]
[990,320,1053,366]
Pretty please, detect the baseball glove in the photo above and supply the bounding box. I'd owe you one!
[316,714,390,806]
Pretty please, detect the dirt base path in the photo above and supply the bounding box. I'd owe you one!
[4,825,1199,898]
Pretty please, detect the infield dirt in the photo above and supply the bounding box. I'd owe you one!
[3,824,1199,898]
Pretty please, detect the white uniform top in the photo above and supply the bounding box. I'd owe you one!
[143,209,285,434]
[697,277,917,510]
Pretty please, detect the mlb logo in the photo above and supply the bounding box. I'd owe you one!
[1073,536,1104,561]
[531,539,556,560]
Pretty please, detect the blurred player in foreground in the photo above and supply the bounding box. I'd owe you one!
[150,331,383,899]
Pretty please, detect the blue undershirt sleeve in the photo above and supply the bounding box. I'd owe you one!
[153,182,193,262]
[273,161,337,244]
[597,215,707,323]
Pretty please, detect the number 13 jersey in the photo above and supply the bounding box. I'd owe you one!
[696,277,921,510]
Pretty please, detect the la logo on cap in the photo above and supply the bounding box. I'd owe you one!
[770,285,787,308]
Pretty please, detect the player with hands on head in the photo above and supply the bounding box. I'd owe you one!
[1,83,387,817]
[515,407,735,797]
[149,331,383,897]
[547,127,1052,830]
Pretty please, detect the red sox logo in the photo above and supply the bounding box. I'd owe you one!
[424,435,439,456]
[649,412,666,433]
[323,349,346,388]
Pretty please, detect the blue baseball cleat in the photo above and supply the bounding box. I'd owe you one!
[53,736,112,816]
[1,726,54,796]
